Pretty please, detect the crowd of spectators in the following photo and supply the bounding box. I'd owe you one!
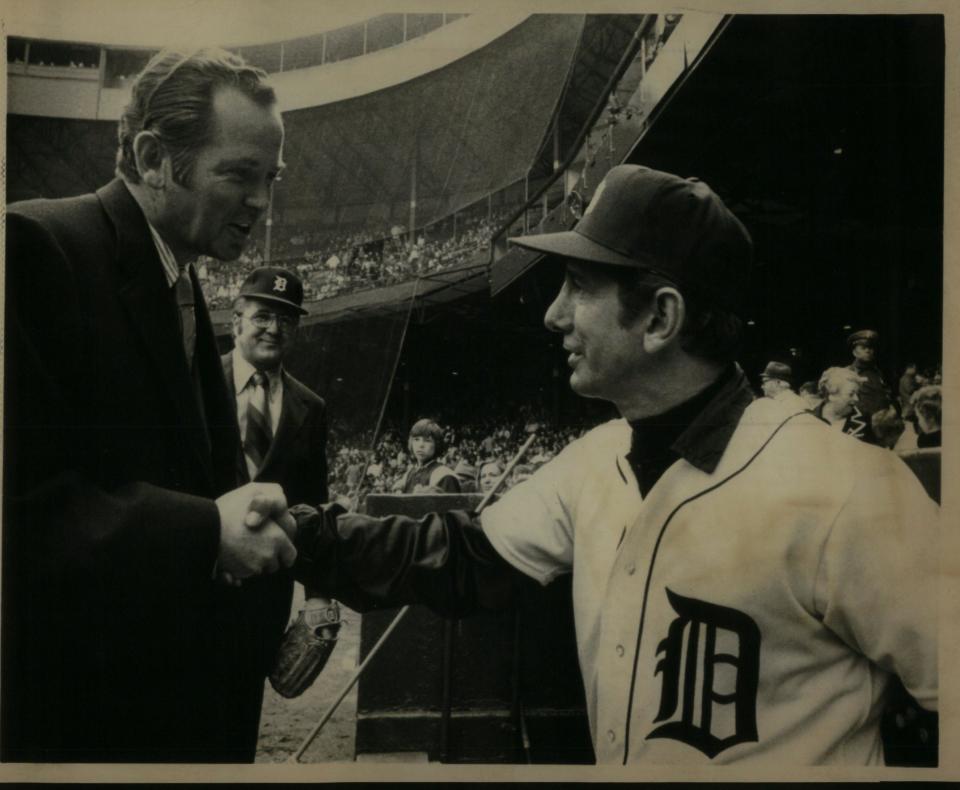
[325,407,591,510]
[198,205,515,310]
[318,348,942,513]
[764,349,942,454]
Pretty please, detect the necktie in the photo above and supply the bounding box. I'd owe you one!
[176,264,196,366]
[244,371,272,473]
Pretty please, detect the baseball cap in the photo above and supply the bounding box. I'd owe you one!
[508,165,754,314]
[239,266,308,315]
[847,329,879,349]
[760,361,792,383]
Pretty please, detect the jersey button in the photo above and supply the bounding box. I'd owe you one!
[607,729,617,743]
[626,563,636,576]
[615,644,625,657]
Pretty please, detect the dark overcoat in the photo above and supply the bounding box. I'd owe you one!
[3,179,280,762]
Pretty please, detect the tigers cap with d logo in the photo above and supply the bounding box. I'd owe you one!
[238,266,308,315]
[508,165,754,314]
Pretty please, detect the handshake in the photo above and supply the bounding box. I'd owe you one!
[215,482,299,585]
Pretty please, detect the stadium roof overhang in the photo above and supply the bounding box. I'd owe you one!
[210,257,489,335]
[493,12,943,366]
[489,11,729,295]
[9,1,375,47]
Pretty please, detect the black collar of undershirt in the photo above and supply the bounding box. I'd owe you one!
[627,363,755,482]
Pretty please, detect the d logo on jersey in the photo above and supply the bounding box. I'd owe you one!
[646,588,761,758]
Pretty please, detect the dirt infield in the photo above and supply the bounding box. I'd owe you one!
[256,588,361,763]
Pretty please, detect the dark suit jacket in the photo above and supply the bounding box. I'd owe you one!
[222,350,329,660]
[3,179,277,762]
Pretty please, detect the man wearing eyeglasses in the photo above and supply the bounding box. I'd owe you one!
[223,267,338,701]
[4,48,297,762]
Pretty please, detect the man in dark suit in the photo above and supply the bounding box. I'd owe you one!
[3,48,297,762]
[222,267,333,680]
[223,267,328,513]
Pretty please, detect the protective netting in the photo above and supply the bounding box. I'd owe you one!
[284,311,411,446]
[6,115,116,202]
[274,14,585,235]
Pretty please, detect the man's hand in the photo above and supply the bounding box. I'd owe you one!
[244,496,297,542]
[216,483,297,579]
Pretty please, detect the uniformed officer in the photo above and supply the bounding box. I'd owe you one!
[845,329,892,418]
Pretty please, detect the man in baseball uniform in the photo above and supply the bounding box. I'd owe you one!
[287,165,938,766]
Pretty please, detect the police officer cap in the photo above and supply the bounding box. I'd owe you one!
[508,164,754,315]
[847,329,879,349]
[760,361,792,383]
[239,266,308,315]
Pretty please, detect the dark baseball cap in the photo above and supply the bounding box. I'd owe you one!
[509,165,754,314]
[239,266,307,315]
[761,361,793,383]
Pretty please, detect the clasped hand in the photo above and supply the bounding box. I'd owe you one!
[216,482,297,584]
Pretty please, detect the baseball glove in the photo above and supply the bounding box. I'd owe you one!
[269,598,342,698]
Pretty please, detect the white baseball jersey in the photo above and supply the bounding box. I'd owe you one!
[481,396,938,765]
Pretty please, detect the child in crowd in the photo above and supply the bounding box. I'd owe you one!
[395,418,462,494]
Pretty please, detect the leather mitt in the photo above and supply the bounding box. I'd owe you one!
[269,598,342,698]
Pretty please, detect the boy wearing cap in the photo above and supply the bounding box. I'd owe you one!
[759,361,808,411]
[759,361,791,397]
[286,166,938,766]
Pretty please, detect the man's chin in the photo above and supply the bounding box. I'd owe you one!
[211,240,247,261]
[569,374,601,399]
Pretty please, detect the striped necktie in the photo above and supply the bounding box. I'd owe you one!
[244,371,273,474]
[176,264,196,366]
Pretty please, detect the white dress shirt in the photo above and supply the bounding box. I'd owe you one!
[146,221,184,288]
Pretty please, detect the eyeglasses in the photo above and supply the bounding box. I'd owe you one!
[246,311,299,331]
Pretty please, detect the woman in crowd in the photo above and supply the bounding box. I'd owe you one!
[815,367,877,444]
[477,460,504,496]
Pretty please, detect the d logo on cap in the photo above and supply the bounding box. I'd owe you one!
[238,267,308,315]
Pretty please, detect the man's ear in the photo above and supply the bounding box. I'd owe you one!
[641,286,685,354]
[132,131,168,189]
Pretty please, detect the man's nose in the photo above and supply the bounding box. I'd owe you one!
[544,289,570,333]
[245,181,272,212]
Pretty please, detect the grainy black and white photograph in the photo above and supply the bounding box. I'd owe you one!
[1,0,956,782]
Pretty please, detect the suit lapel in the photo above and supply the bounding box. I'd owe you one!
[258,371,307,479]
[97,179,216,489]
[221,351,250,485]
[221,351,238,402]
[193,284,242,492]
